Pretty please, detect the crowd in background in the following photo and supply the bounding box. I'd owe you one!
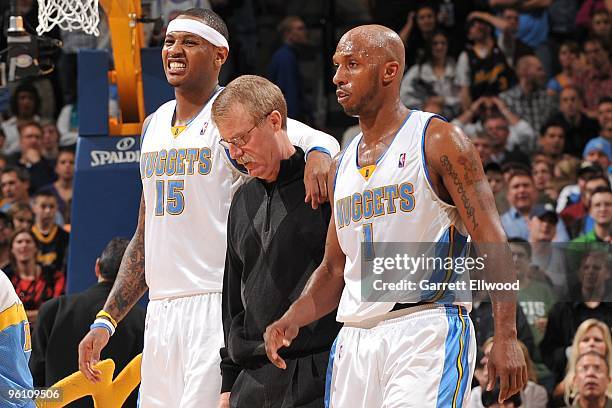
[0,0,611,407]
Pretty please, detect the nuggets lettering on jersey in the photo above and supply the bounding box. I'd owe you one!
[140,90,235,299]
[334,111,470,323]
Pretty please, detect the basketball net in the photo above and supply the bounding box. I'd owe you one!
[36,0,100,36]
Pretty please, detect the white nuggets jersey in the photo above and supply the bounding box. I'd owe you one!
[141,93,340,300]
[334,111,470,323]
[0,272,34,408]
[140,91,232,299]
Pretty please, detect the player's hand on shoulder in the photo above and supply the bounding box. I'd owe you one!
[304,151,332,209]
[78,327,110,383]
[486,337,528,403]
[263,318,299,369]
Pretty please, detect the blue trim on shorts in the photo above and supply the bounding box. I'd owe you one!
[435,305,470,408]
[324,337,338,408]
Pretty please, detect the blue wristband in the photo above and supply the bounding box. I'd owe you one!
[306,147,331,160]
[90,321,113,336]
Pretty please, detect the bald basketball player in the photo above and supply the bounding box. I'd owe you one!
[264,25,527,407]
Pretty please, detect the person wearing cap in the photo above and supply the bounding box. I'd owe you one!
[76,8,340,408]
[561,174,610,239]
[573,187,612,243]
[501,168,570,242]
[583,138,612,175]
[527,203,570,296]
[557,161,604,213]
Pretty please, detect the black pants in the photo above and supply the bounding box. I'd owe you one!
[230,350,329,408]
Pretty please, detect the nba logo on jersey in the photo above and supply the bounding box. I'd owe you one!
[398,153,406,168]
[200,122,208,135]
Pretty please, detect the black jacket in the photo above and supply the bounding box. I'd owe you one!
[29,281,145,408]
[220,147,341,393]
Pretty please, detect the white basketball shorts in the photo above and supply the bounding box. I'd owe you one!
[325,304,476,408]
[139,292,223,408]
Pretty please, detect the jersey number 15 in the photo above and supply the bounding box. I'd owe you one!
[155,180,185,215]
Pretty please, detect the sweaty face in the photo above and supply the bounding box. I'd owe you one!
[333,35,381,117]
[162,21,219,89]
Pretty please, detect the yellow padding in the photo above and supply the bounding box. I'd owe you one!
[0,303,27,332]
[36,354,142,408]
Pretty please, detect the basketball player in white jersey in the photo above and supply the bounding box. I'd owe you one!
[264,25,527,407]
[77,8,339,408]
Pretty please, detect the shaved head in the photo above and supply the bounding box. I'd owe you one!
[333,25,405,117]
[336,25,405,74]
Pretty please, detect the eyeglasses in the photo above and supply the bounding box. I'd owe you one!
[218,111,272,149]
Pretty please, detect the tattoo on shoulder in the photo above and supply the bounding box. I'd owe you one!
[440,155,479,231]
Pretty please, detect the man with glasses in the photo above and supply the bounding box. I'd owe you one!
[77,8,338,408]
[213,75,341,408]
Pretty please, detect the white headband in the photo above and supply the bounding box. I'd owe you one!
[167,18,229,51]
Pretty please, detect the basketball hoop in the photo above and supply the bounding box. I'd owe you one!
[36,0,100,36]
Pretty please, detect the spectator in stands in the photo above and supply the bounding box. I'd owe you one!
[31,191,69,275]
[557,161,603,213]
[268,16,310,123]
[510,238,556,346]
[471,132,493,165]
[500,55,557,134]
[540,251,612,388]
[485,162,510,214]
[0,82,41,155]
[575,37,612,118]
[501,169,569,241]
[399,2,439,68]
[468,7,534,67]
[573,187,612,243]
[547,86,600,156]
[456,16,514,110]
[560,319,612,407]
[562,173,610,239]
[8,121,56,193]
[454,99,534,162]
[4,229,64,323]
[595,97,612,145]
[547,41,580,96]
[470,337,547,408]
[590,9,611,50]
[537,120,568,162]
[0,213,13,270]
[38,148,74,224]
[0,167,30,213]
[40,120,60,162]
[7,203,33,233]
[29,237,144,408]
[570,351,612,408]
[400,30,461,119]
[531,155,555,203]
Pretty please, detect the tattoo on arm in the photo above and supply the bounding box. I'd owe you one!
[440,154,479,231]
[104,197,148,322]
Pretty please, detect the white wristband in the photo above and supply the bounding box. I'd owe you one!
[92,318,116,336]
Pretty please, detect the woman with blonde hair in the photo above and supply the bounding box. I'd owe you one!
[561,319,612,406]
[469,337,547,408]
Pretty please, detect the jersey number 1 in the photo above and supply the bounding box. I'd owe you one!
[363,223,375,261]
[155,180,185,215]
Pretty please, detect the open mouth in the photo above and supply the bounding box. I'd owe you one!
[167,60,187,74]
